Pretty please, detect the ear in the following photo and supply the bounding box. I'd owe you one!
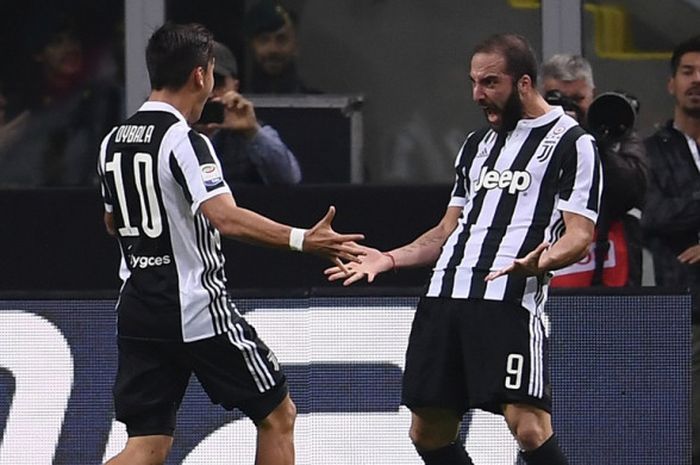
[193,66,205,89]
[233,78,240,92]
[517,75,533,94]
[667,75,675,96]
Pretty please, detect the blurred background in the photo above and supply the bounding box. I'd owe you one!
[0,0,696,187]
[0,0,697,293]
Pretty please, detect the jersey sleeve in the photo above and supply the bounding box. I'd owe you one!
[556,132,602,223]
[169,129,231,214]
[97,127,116,213]
[447,134,473,208]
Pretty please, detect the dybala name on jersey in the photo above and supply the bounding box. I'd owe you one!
[114,124,156,144]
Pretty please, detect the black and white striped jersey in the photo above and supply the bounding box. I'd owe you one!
[98,101,238,342]
[426,107,602,315]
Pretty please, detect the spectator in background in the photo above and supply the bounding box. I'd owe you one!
[0,14,122,187]
[541,54,648,287]
[642,35,700,464]
[244,1,318,94]
[197,41,301,184]
[0,82,30,156]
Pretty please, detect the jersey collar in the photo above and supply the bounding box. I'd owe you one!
[139,101,188,124]
[515,105,565,129]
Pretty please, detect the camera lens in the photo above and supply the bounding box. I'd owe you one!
[587,92,636,139]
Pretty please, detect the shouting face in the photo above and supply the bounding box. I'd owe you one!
[470,52,522,133]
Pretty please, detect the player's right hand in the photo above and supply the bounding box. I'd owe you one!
[324,244,393,286]
[678,244,700,264]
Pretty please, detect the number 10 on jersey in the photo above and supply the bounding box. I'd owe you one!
[105,152,163,238]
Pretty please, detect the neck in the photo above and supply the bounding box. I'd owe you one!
[522,93,551,119]
[674,107,700,139]
[148,89,198,123]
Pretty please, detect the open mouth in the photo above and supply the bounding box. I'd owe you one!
[483,107,501,124]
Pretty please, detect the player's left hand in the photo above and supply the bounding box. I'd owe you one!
[484,241,550,281]
[678,244,700,264]
[303,206,366,265]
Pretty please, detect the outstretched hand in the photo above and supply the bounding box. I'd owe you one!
[324,245,393,286]
[678,244,700,265]
[485,241,550,281]
[303,206,366,266]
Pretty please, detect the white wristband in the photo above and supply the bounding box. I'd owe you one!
[289,228,306,252]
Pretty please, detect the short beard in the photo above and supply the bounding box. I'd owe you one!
[681,104,700,119]
[496,84,524,134]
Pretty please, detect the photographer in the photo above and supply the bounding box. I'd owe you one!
[197,41,301,185]
[541,54,648,287]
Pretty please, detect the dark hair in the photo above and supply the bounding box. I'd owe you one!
[245,1,298,38]
[146,22,214,90]
[671,35,700,76]
[472,33,539,86]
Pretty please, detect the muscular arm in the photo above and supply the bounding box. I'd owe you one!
[199,192,365,263]
[325,206,463,285]
[485,211,595,281]
[539,211,595,271]
[386,206,462,268]
[200,193,294,247]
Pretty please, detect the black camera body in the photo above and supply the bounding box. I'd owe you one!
[545,89,639,141]
[198,100,225,124]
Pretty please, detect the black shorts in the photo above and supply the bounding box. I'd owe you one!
[113,317,287,437]
[401,297,550,416]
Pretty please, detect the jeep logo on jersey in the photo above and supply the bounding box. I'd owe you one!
[200,163,222,187]
[473,167,531,194]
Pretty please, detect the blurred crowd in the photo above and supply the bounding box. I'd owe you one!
[0,1,690,190]
[0,2,697,292]
[0,0,312,188]
[0,3,123,187]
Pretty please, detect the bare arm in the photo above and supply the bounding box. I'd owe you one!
[485,211,595,281]
[541,211,595,270]
[325,206,463,285]
[386,206,463,268]
[103,212,116,236]
[200,192,365,263]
